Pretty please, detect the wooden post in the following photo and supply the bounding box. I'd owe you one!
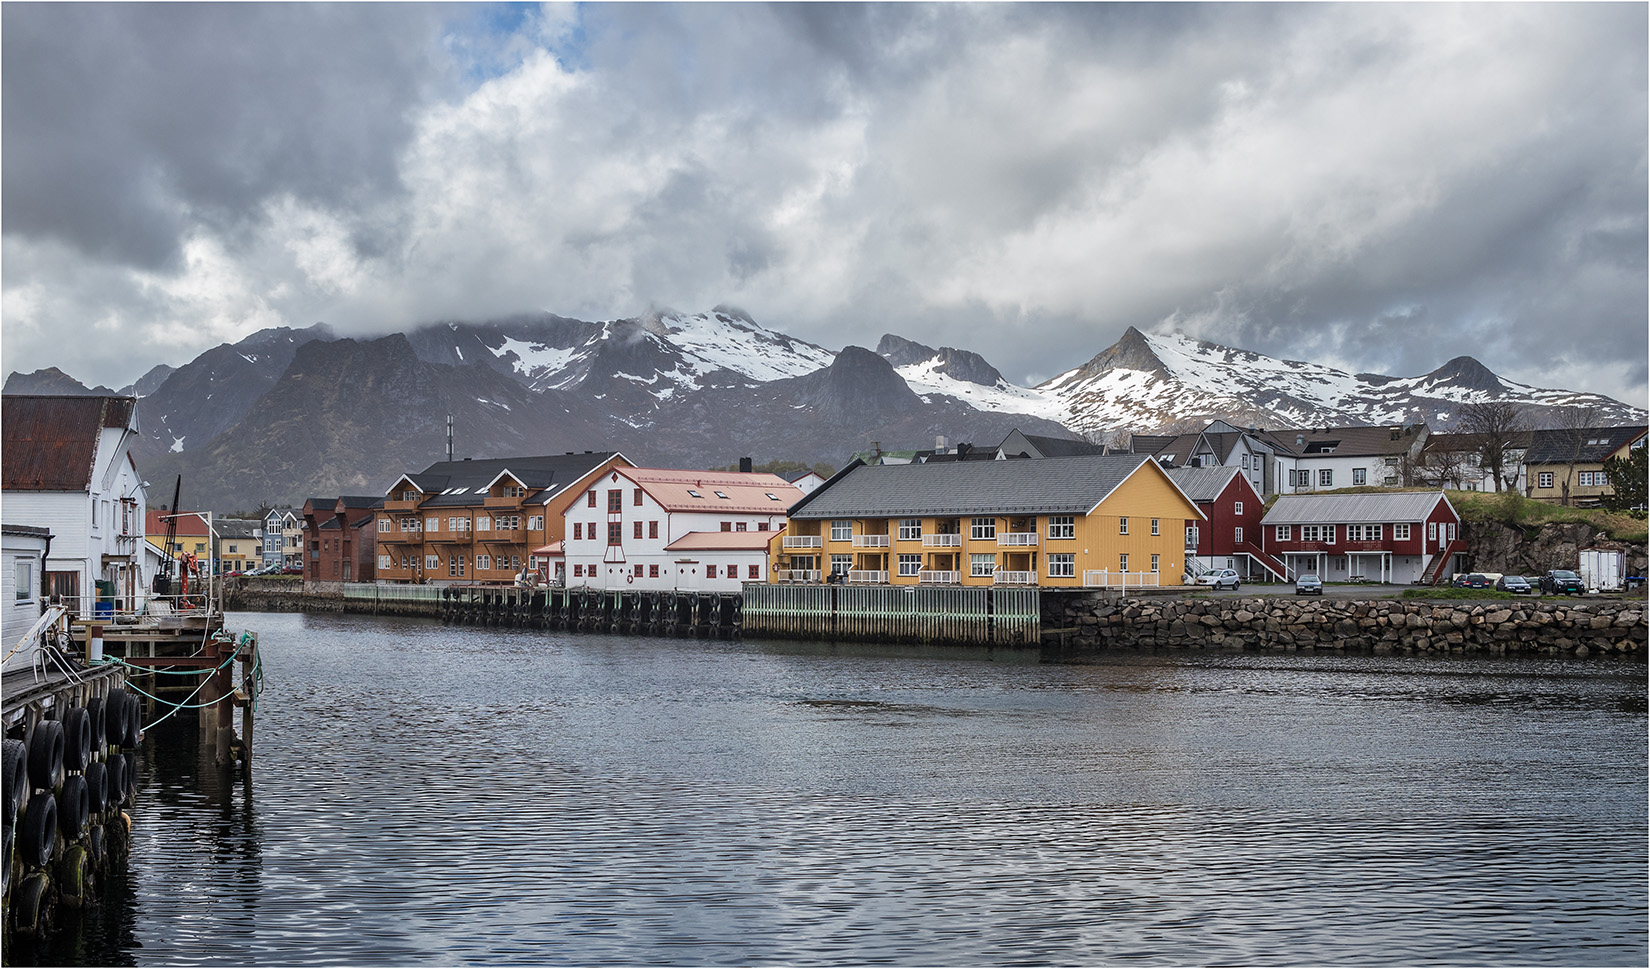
[199,632,220,736]
[239,637,255,768]
[215,637,236,766]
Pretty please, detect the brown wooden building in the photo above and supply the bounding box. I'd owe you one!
[302,496,381,582]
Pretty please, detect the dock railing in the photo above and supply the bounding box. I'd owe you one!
[1082,570,1161,590]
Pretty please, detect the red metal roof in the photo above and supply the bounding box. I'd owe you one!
[665,530,784,552]
[612,467,803,514]
[1,396,136,491]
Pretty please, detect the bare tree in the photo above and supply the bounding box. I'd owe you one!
[1456,400,1529,492]
[1554,405,1600,507]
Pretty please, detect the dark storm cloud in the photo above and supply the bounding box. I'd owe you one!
[1,2,457,269]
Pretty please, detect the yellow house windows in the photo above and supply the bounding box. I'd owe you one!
[830,520,852,541]
[1047,516,1075,539]
[970,518,996,540]
[1151,518,1160,536]
[1048,553,1075,577]
[1119,553,1129,572]
[970,553,996,576]
[1119,517,1128,535]
[898,519,922,541]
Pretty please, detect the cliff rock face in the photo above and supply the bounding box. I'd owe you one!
[1463,521,1648,578]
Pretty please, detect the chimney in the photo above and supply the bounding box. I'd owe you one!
[936,434,948,453]
[739,457,753,473]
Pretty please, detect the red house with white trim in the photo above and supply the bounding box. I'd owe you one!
[1260,491,1462,585]
[1168,466,1286,581]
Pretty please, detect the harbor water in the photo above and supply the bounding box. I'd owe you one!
[12,611,1647,966]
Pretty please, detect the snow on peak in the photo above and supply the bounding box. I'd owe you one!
[655,310,835,383]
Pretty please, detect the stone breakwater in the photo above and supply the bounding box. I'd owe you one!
[1044,594,1647,658]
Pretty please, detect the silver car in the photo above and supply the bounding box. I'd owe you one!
[1196,568,1241,591]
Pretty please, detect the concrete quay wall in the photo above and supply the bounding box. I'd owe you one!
[1042,592,1647,658]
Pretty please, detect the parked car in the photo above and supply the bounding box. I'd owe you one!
[1495,575,1533,595]
[1294,574,1323,595]
[1539,570,1584,595]
[1456,573,1492,589]
[1195,569,1241,591]
[282,566,303,575]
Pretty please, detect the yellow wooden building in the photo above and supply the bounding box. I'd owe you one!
[776,454,1204,588]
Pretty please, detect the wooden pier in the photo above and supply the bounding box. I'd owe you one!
[439,586,745,637]
[744,584,1041,645]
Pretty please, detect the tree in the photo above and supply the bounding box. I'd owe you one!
[1553,405,1600,507]
[1456,400,1529,492]
[1602,438,1648,512]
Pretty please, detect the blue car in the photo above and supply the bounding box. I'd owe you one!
[1294,574,1323,595]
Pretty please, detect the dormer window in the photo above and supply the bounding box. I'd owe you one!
[714,491,730,499]
[687,489,702,498]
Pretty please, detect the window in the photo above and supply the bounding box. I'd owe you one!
[649,565,660,578]
[1325,525,1336,545]
[1119,517,1128,535]
[15,560,33,601]
[757,523,769,531]
[1538,471,1554,489]
[528,516,543,530]
[587,491,597,508]
[497,515,519,530]
[748,565,760,580]
[378,519,391,532]
[1186,525,1199,547]
[687,489,702,499]
[573,564,583,577]
[715,491,730,500]
[634,564,644,578]
[1119,553,1129,572]
[1151,554,1160,573]
[1242,454,1250,470]
[736,522,748,532]
[1353,468,1366,486]
[1234,527,1243,544]
[721,522,733,532]
[1048,553,1075,577]
[898,554,921,576]
[970,518,996,540]
[831,520,852,541]
[476,515,491,532]
[477,554,491,571]
[1319,469,1333,487]
[899,519,922,541]
[1447,523,1457,540]
[1048,516,1075,539]
[426,517,439,532]
[449,555,465,577]
[1233,502,1242,516]
[229,544,238,554]
[607,522,622,545]
[574,523,583,541]
[448,517,469,532]
[970,553,996,577]
[1302,525,1321,542]
[634,488,644,506]
[830,554,852,576]
[1276,525,1292,541]
[766,493,781,502]
[1394,523,1411,541]
[634,521,644,540]
[607,490,621,513]
[1428,522,1438,540]
[706,565,718,579]
[426,554,440,569]
[1151,518,1160,536]
[587,521,596,540]
[502,484,524,498]
[649,521,659,539]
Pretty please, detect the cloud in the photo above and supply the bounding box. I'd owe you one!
[2,2,1644,410]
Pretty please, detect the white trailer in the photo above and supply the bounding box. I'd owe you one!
[1578,547,1624,592]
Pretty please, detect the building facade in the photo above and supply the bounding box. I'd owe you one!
[1260,491,1463,585]
[303,497,381,582]
[1522,425,1647,506]
[1167,466,1286,581]
[780,454,1204,588]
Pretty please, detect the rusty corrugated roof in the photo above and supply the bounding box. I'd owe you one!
[2,395,137,492]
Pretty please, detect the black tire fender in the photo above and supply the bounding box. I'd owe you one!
[20,790,58,868]
[28,719,65,791]
[105,755,126,812]
[3,736,26,825]
[105,689,130,750]
[87,695,108,752]
[63,707,92,772]
[84,760,109,814]
[121,751,137,803]
[58,774,89,840]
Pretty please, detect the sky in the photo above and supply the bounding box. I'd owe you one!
[3,2,1646,407]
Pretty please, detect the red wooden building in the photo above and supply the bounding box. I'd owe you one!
[1260,491,1462,585]
[1168,466,1286,581]
[301,496,381,582]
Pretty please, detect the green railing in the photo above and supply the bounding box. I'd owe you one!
[743,584,1039,645]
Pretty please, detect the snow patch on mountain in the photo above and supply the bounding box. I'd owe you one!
[894,358,1067,422]
[659,310,836,384]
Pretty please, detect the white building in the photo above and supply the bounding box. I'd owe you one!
[3,524,53,673]
[563,467,801,592]
[1,396,149,615]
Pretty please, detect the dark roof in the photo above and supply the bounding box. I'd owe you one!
[1016,434,1109,458]
[396,452,622,508]
[318,519,342,531]
[2,524,53,539]
[337,496,380,509]
[777,470,819,483]
[1423,431,1535,453]
[216,519,261,540]
[1,395,137,491]
[1258,424,1425,458]
[1130,433,1181,456]
[1524,425,1646,465]
[789,453,1171,519]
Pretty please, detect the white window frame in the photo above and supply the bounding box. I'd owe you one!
[1538,472,1554,489]
[1393,523,1410,541]
[1233,502,1243,516]
[830,520,852,541]
[1319,469,1333,487]
[1234,526,1243,544]
[898,519,922,541]
[1118,517,1128,536]
[1352,468,1366,486]
[1151,518,1160,536]
[970,518,996,540]
[1047,553,1075,578]
[1047,516,1075,540]
[1276,524,1292,541]
[970,553,996,577]
[528,515,544,530]
[897,554,921,576]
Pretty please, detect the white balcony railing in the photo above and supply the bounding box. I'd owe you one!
[917,570,960,584]
[922,533,962,548]
[851,535,891,548]
[1083,570,1162,589]
[774,569,821,583]
[993,570,1036,585]
[847,570,888,584]
[997,532,1038,547]
[782,536,823,549]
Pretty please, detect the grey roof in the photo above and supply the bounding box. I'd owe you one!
[1259,424,1426,458]
[1523,425,1645,465]
[216,518,262,539]
[1000,431,1109,458]
[396,452,622,508]
[337,495,381,509]
[777,469,820,483]
[2,523,52,539]
[1166,466,1245,503]
[1261,491,1452,525]
[789,453,1170,519]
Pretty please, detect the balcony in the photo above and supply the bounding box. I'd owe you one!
[774,569,821,584]
[484,495,524,509]
[917,570,960,585]
[993,570,1036,585]
[922,533,962,548]
[384,498,421,512]
[782,535,823,549]
[846,570,888,584]
[476,528,525,542]
[851,535,891,548]
[996,532,1038,547]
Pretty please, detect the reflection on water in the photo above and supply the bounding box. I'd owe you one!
[14,612,1647,966]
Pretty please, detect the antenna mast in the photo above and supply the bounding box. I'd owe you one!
[447,414,454,462]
